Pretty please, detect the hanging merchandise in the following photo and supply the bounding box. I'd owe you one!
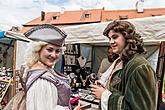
[77,56,86,68]
[64,44,80,74]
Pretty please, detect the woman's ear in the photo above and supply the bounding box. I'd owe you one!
[122,31,127,37]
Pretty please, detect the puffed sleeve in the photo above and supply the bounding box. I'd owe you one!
[26,79,69,110]
[107,64,157,110]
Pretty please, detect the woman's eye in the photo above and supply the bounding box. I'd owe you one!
[112,35,118,39]
[55,49,61,53]
[47,48,53,52]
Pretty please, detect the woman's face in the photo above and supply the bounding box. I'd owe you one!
[39,44,62,67]
[108,30,126,55]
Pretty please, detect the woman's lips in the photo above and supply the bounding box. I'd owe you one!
[111,45,117,49]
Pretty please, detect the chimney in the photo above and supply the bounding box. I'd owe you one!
[10,26,20,32]
[60,7,65,14]
[41,11,45,21]
[136,0,144,13]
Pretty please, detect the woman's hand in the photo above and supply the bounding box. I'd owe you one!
[94,80,99,85]
[90,84,105,99]
[74,102,81,110]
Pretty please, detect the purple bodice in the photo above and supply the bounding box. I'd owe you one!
[26,69,71,109]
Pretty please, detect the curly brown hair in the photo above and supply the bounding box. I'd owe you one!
[103,20,146,62]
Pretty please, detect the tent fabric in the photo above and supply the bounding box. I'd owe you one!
[0,31,5,38]
[0,31,30,42]
[63,16,165,45]
[0,31,30,69]
[0,31,31,69]
[62,16,164,73]
[5,31,30,42]
[86,45,159,73]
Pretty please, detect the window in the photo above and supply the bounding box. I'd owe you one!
[85,14,91,18]
[119,15,128,20]
[52,16,58,20]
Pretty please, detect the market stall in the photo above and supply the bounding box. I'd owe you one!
[63,15,165,76]
[0,31,30,108]
[62,15,165,108]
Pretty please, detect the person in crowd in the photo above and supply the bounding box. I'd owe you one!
[90,20,158,110]
[97,46,118,78]
[22,24,81,110]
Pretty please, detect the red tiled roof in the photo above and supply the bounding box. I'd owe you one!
[23,9,102,26]
[20,8,165,33]
[24,12,60,25]
[102,8,165,21]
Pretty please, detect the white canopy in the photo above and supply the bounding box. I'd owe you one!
[63,15,165,45]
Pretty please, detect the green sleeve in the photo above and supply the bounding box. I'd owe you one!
[108,64,157,110]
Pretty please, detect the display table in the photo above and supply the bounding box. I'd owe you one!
[71,89,99,110]
[80,100,98,110]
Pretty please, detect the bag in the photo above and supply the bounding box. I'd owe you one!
[3,91,26,110]
[3,71,47,110]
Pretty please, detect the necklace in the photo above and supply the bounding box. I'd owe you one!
[77,56,86,67]
[37,61,52,69]
[80,74,88,87]
[37,61,56,75]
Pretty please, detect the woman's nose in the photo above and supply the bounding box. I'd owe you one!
[50,53,56,58]
[110,39,115,44]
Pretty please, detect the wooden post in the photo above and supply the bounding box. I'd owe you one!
[12,40,17,96]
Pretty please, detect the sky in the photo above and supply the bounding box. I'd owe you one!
[0,0,165,30]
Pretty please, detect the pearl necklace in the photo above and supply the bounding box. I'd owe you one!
[37,61,51,69]
[37,61,56,74]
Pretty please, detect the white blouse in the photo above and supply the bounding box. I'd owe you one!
[26,78,69,110]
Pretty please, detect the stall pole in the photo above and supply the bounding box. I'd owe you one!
[12,40,17,96]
